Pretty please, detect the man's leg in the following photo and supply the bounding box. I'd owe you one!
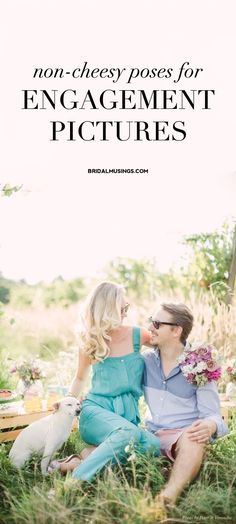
[160,430,206,504]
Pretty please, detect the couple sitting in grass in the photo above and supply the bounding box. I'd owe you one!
[50,281,228,514]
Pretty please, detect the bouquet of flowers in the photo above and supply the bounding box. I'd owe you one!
[177,342,222,387]
[225,359,236,382]
[11,359,45,386]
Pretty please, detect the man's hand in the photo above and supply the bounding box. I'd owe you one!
[186,419,217,443]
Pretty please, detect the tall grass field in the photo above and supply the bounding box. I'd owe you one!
[1,422,236,524]
[0,291,236,523]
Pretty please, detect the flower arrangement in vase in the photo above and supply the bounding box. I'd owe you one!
[11,359,45,398]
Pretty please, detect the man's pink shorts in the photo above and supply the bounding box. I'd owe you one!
[155,428,184,461]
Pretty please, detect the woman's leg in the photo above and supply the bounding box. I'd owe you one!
[57,447,97,474]
[72,406,160,481]
[138,427,161,454]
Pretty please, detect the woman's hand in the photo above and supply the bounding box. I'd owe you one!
[186,419,217,443]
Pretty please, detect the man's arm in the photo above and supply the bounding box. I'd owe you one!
[187,381,228,443]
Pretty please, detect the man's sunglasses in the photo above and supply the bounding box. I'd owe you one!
[121,303,130,314]
[148,317,179,330]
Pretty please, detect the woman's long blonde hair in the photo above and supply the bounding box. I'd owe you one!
[78,281,125,362]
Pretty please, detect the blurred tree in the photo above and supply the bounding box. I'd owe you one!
[1,184,23,197]
[0,286,10,304]
[104,257,160,299]
[0,274,88,309]
[0,275,13,305]
[158,270,180,294]
[183,220,235,301]
[43,277,86,307]
[0,184,23,315]
[11,284,34,307]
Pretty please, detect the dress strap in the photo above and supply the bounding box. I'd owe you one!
[132,326,141,353]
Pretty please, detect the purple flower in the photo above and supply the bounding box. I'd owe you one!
[188,354,197,364]
[180,343,221,386]
[186,373,195,383]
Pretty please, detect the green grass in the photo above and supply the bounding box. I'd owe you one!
[1,420,236,524]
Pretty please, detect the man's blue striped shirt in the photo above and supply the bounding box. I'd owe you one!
[143,348,228,437]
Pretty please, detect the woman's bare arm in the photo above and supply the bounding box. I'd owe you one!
[68,350,91,398]
[141,328,154,348]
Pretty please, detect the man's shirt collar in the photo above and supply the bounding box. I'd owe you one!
[154,344,189,380]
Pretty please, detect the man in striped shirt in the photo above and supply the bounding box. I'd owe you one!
[143,302,228,506]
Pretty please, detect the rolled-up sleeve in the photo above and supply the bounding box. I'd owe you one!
[196,382,228,437]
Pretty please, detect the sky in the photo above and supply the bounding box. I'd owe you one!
[1,1,236,283]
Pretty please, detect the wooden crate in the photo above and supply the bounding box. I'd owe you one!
[1,400,233,443]
[0,410,78,443]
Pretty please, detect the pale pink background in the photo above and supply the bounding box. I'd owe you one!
[1,1,235,282]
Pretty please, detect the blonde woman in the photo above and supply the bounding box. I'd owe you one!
[51,281,160,480]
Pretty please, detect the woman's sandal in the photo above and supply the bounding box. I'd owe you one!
[48,454,82,475]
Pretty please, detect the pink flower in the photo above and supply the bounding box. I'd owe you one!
[180,343,221,386]
[197,347,210,358]
[206,359,218,371]
[206,369,221,381]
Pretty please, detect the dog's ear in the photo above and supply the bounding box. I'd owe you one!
[52,401,60,412]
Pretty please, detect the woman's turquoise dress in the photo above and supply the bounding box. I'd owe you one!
[72,326,160,481]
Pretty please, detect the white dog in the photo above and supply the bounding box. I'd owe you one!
[9,396,81,475]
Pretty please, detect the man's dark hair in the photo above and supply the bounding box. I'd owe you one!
[161,302,194,343]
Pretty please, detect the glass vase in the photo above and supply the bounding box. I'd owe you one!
[226,381,236,400]
[20,380,44,413]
